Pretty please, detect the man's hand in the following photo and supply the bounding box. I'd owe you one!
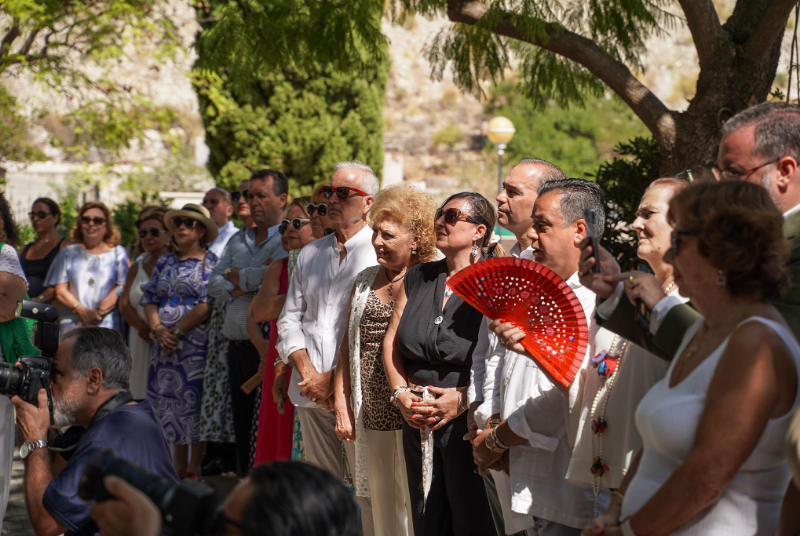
[272,363,288,405]
[468,427,504,476]
[90,476,161,536]
[12,388,50,443]
[606,271,668,311]
[298,370,333,403]
[226,267,242,288]
[494,449,510,475]
[578,237,621,299]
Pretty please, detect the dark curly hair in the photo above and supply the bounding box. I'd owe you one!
[668,181,790,301]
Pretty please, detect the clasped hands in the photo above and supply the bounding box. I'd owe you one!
[299,368,334,410]
[463,422,509,477]
[394,388,464,431]
[153,325,180,354]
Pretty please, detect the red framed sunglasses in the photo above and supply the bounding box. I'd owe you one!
[322,186,369,200]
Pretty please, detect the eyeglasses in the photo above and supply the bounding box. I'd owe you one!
[672,169,694,182]
[29,211,52,220]
[435,207,481,226]
[138,228,168,239]
[307,203,327,216]
[81,216,106,226]
[712,159,781,182]
[671,230,697,257]
[322,186,369,200]
[279,218,311,234]
[231,190,249,203]
[210,506,245,535]
[172,217,199,230]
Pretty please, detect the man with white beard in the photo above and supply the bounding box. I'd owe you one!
[12,327,178,536]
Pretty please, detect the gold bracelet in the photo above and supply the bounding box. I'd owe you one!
[611,490,625,502]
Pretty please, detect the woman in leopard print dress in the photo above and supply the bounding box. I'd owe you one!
[332,185,438,536]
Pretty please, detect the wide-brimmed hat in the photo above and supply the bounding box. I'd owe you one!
[164,203,219,244]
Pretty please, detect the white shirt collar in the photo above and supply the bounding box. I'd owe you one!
[510,241,536,261]
[784,203,800,220]
[565,270,582,290]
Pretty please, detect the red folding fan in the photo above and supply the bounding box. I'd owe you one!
[448,257,589,386]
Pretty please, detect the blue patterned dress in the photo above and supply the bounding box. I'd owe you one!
[140,252,217,444]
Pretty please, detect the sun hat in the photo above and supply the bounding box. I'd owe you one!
[164,203,219,244]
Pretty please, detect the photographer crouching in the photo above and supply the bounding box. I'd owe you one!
[12,326,178,536]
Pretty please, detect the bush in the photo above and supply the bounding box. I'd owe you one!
[433,126,463,149]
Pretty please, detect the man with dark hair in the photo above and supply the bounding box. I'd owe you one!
[470,178,608,536]
[209,169,288,474]
[13,327,177,536]
[203,188,239,258]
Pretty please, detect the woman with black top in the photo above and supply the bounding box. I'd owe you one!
[20,197,70,302]
[382,192,499,536]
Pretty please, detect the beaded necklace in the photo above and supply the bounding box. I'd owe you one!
[589,334,628,515]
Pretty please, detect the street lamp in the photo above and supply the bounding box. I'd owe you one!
[487,116,516,195]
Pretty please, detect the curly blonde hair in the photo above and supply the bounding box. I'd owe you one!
[367,184,437,264]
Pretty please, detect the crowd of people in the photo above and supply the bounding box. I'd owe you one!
[0,101,798,536]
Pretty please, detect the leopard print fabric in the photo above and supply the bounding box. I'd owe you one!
[360,290,403,431]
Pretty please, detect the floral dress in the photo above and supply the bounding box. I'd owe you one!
[140,252,217,444]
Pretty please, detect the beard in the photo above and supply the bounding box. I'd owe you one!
[52,387,81,428]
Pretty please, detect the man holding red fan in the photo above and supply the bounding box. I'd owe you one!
[468,178,609,536]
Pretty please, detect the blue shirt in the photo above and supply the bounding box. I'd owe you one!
[43,400,179,536]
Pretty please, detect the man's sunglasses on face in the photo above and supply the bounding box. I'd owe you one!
[322,186,369,200]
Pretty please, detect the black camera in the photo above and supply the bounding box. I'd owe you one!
[0,300,59,405]
[80,449,219,536]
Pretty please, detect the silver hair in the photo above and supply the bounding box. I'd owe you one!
[334,161,379,196]
[62,327,131,391]
[207,187,232,205]
[516,158,568,188]
[721,102,800,162]
[537,178,606,238]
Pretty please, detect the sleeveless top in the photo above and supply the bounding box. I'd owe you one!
[621,316,800,535]
[20,237,65,297]
[129,256,151,320]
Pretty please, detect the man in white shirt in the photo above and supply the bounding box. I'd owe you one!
[469,179,609,535]
[277,161,379,535]
[203,188,240,258]
[469,158,566,536]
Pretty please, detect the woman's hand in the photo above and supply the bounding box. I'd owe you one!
[137,326,150,342]
[488,319,528,356]
[395,391,424,429]
[76,305,102,326]
[334,403,356,442]
[154,326,178,354]
[581,495,623,535]
[605,271,666,311]
[272,363,288,405]
[97,293,118,317]
[411,387,464,430]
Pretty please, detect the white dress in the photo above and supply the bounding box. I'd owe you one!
[128,258,151,399]
[621,316,800,535]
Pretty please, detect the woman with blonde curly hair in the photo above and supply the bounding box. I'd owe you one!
[332,184,437,536]
[47,201,129,333]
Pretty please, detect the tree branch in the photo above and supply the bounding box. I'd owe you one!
[676,0,725,70]
[16,28,41,57]
[745,0,797,62]
[445,0,675,144]
[0,23,21,60]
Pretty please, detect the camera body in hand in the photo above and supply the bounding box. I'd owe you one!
[0,300,59,405]
[80,449,219,536]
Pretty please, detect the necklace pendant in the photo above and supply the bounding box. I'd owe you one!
[590,457,609,477]
[591,352,607,367]
[592,419,607,434]
[434,316,443,325]
[388,282,394,297]
[88,277,95,287]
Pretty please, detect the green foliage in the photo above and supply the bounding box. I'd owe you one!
[15,224,36,252]
[484,81,650,179]
[194,1,389,193]
[593,137,661,271]
[112,193,171,248]
[0,86,45,166]
[432,126,463,149]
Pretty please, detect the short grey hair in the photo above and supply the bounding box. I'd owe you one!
[537,178,605,238]
[207,187,232,206]
[334,160,379,196]
[516,158,567,189]
[62,327,131,391]
[721,102,800,162]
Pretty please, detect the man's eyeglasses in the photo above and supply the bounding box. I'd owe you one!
[435,207,481,226]
[712,159,780,182]
[138,228,168,239]
[279,218,311,234]
[307,203,327,216]
[81,216,106,226]
[671,230,696,257]
[231,190,249,203]
[322,186,369,200]
[210,506,245,535]
[29,211,52,220]
[172,217,199,230]
[672,169,694,182]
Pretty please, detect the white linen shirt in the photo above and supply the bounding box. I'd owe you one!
[207,220,240,259]
[277,224,377,408]
[496,272,609,528]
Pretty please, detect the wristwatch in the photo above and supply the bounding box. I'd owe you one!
[487,417,501,429]
[20,440,48,459]
[485,427,509,453]
[224,268,233,278]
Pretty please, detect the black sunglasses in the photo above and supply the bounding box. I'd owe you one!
[671,230,696,257]
[435,207,481,226]
[307,203,327,216]
[172,217,199,230]
[322,186,369,200]
[279,218,311,234]
[81,216,106,226]
[231,190,249,203]
[138,228,168,239]
[29,211,53,220]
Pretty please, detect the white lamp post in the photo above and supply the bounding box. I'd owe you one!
[487,116,516,195]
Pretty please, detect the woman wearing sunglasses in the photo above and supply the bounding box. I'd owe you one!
[382,192,499,536]
[309,183,333,239]
[46,202,129,333]
[248,197,316,467]
[20,197,71,304]
[140,203,219,480]
[119,207,173,399]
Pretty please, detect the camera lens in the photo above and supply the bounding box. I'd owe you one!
[0,362,23,397]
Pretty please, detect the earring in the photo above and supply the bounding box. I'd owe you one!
[411,249,417,255]
[472,241,479,258]
[716,270,726,286]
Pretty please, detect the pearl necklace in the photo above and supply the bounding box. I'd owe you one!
[589,334,628,515]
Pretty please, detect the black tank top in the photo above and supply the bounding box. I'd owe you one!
[21,237,65,297]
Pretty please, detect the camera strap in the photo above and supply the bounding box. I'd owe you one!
[49,390,134,454]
